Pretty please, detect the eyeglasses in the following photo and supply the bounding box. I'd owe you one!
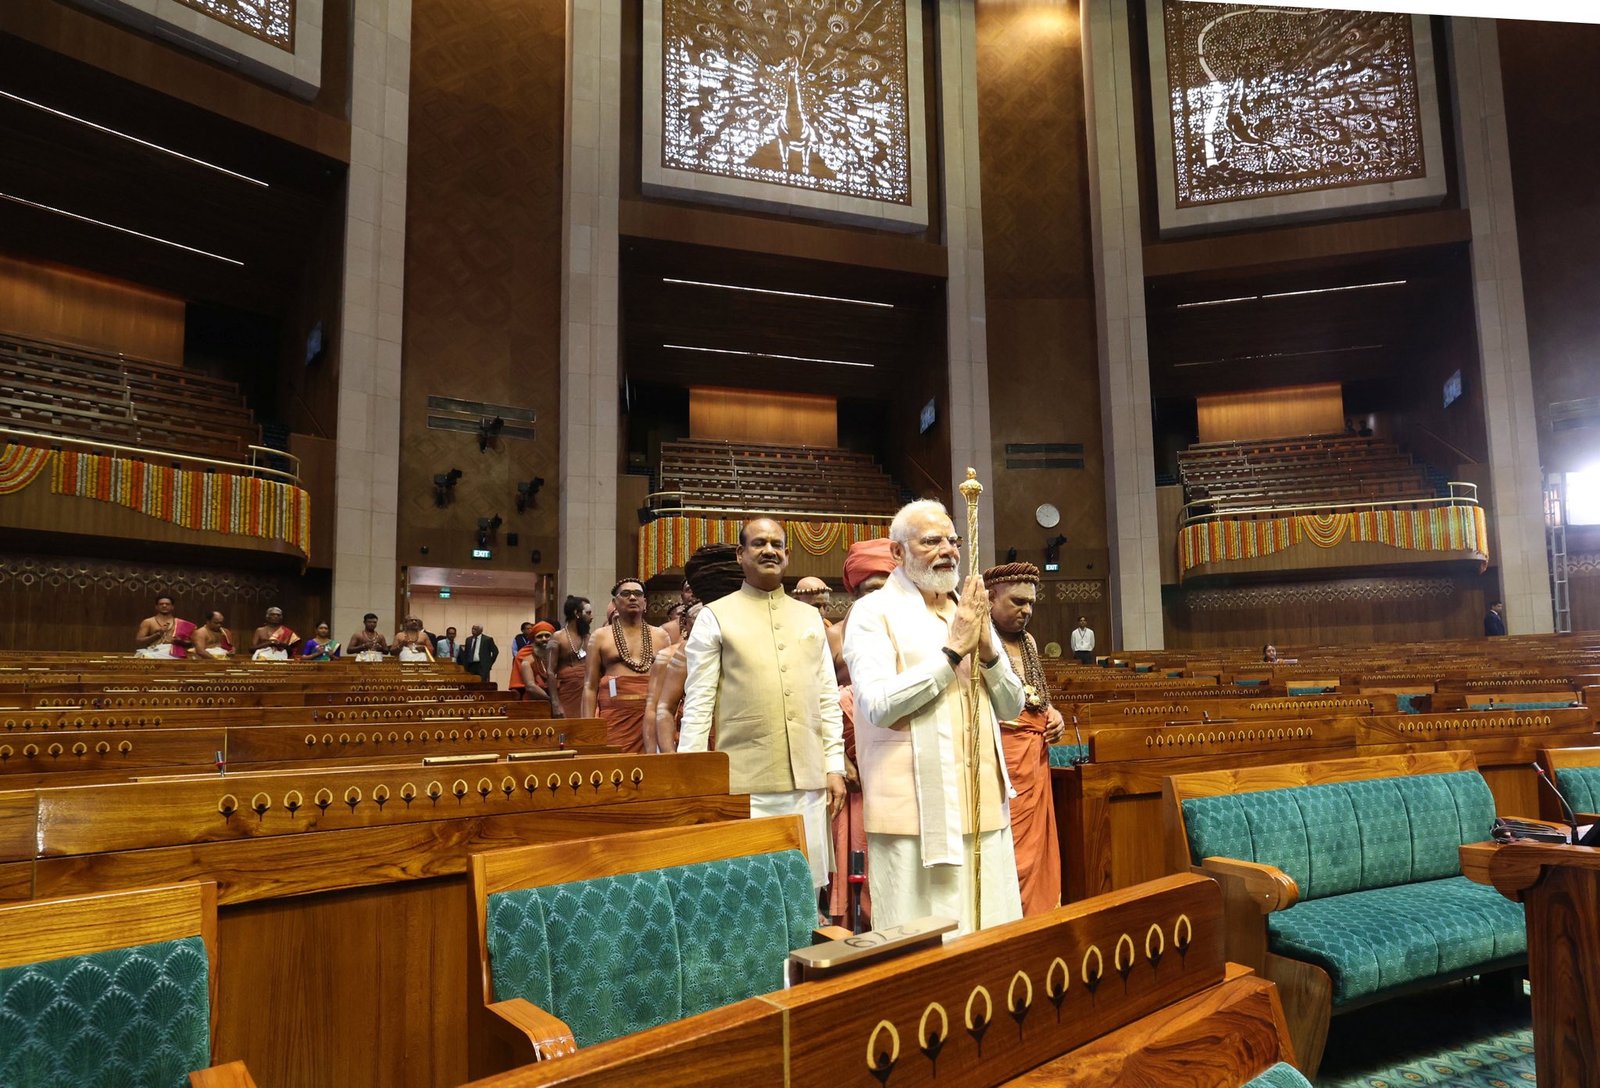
[916,535,962,549]
[615,590,646,599]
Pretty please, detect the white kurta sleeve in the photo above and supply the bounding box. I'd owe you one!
[843,599,956,732]
[677,608,723,753]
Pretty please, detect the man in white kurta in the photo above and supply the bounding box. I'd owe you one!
[842,500,1025,935]
[679,517,847,889]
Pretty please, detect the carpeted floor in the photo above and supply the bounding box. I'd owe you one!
[1315,978,1536,1087]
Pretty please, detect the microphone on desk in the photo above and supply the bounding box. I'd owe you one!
[1070,711,1089,766]
[1533,761,1578,844]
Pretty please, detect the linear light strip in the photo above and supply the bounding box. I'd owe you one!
[0,89,270,188]
[663,343,875,368]
[1174,280,1408,309]
[661,277,894,309]
[1172,344,1385,368]
[0,192,245,267]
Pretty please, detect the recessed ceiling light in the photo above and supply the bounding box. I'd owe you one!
[0,191,245,266]
[661,277,893,309]
[663,343,874,368]
[0,89,270,188]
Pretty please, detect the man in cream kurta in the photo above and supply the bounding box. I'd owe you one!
[842,500,1026,935]
[680,517,847,889]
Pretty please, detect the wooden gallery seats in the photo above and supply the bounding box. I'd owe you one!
[467,817,820,1079]
[462,870,1304,1088]
[0,882,255,1087]
[1161,751,1527,1076]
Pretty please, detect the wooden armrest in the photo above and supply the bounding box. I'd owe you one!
[814,925,853,943]
[1200,857,1299,913]
[190,1061,259,1088]
[488,997,578,1060]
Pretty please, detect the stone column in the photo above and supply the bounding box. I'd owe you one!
[1451,18,1554,634]
[1081,0,1162,649]
[331,0,411,640]
[559,0,623,599]
[938,0,998,563]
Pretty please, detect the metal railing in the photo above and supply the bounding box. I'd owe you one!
[0,425,301,486]
[643,490,892,523]
[1179,481,1478,526]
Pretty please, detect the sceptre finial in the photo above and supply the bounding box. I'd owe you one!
[959,467,983,505]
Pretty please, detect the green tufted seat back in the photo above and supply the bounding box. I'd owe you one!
[485,849,815,1048]
[1242,1062,1313,1088]
[0,936,212,1088]
[1554,765,1600,814]
[1181,771,1495,900]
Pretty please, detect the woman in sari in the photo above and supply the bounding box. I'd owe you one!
[301,622,341,661]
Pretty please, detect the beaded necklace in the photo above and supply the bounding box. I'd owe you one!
[611,617,655,673]
[1002,630,1052,711]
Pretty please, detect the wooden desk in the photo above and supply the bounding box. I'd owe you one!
[1463,840,1600,1087]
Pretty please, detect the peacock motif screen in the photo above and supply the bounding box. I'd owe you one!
[1147,1,1444,233]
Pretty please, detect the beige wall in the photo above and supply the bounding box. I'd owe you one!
[411,589,544,690]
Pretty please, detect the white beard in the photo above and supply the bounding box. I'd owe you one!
[906,555,959,596]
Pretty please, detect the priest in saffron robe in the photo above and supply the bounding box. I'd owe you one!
[984,562,1065,916]
[581,579,667,752]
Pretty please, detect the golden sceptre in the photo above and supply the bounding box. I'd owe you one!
[957,467,984,930]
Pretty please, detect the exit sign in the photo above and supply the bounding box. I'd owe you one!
[438,587,452,598]
[471,548,492,560]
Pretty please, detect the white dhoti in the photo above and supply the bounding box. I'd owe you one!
[135,645,180,659]
[397,646,430,663]
[355,650,386,663]
[750,788,831,890]
[866,827,1023,937]
[252,648,289,661]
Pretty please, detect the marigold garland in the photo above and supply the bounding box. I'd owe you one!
[1179,506,1488,575]
[0,444,52,495]
[48,449,310,558]
[639,514,888,580]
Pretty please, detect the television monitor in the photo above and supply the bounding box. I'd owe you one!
[1443,369,1462,408]
[919,398,936,434]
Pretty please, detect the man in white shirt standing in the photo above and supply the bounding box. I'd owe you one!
[1071,616,1095,665]
[679,516,846,891]
[842,499,1025,935]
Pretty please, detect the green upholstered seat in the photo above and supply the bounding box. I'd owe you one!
[484,849,814,1048]
[1242,1062,1313,1088]
[0,936,212,1088]
[1554,765,1600,813]
[1181,771,1522,1006]
[1047,742,1089,768]
[1266,876,1524,1004]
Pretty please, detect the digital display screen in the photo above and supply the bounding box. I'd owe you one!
[919,399,936,434]
[1443,369,1462,408]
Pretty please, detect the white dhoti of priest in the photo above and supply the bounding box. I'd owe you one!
[842,500,1026,936]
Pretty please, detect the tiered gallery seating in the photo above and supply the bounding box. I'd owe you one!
[657,438,900,515]
[1177,433,1436,516]
[0,329,260,462]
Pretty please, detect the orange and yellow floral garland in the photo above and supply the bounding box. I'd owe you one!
[640,515,888,580]
[1179,506,1488,575]
[46,449,311,557]
[0,444,52,495]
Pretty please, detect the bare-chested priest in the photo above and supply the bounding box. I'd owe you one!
[580,578,667,752]
[135,595,181,657]
[189,611,235,658]
[547,595,592,719]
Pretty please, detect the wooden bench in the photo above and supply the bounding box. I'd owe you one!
[1161,751,1527,1075]
[0,882,257,1086]
[459,872,1302,1088]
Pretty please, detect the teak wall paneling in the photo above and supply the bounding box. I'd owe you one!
[399,0,565,575]
[976,1,1107,575]
[0,255,185,363]
[1161,571,1490,649]
[1195,383,1344,444]
[0,552,328,652]
[688,387,837,447]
